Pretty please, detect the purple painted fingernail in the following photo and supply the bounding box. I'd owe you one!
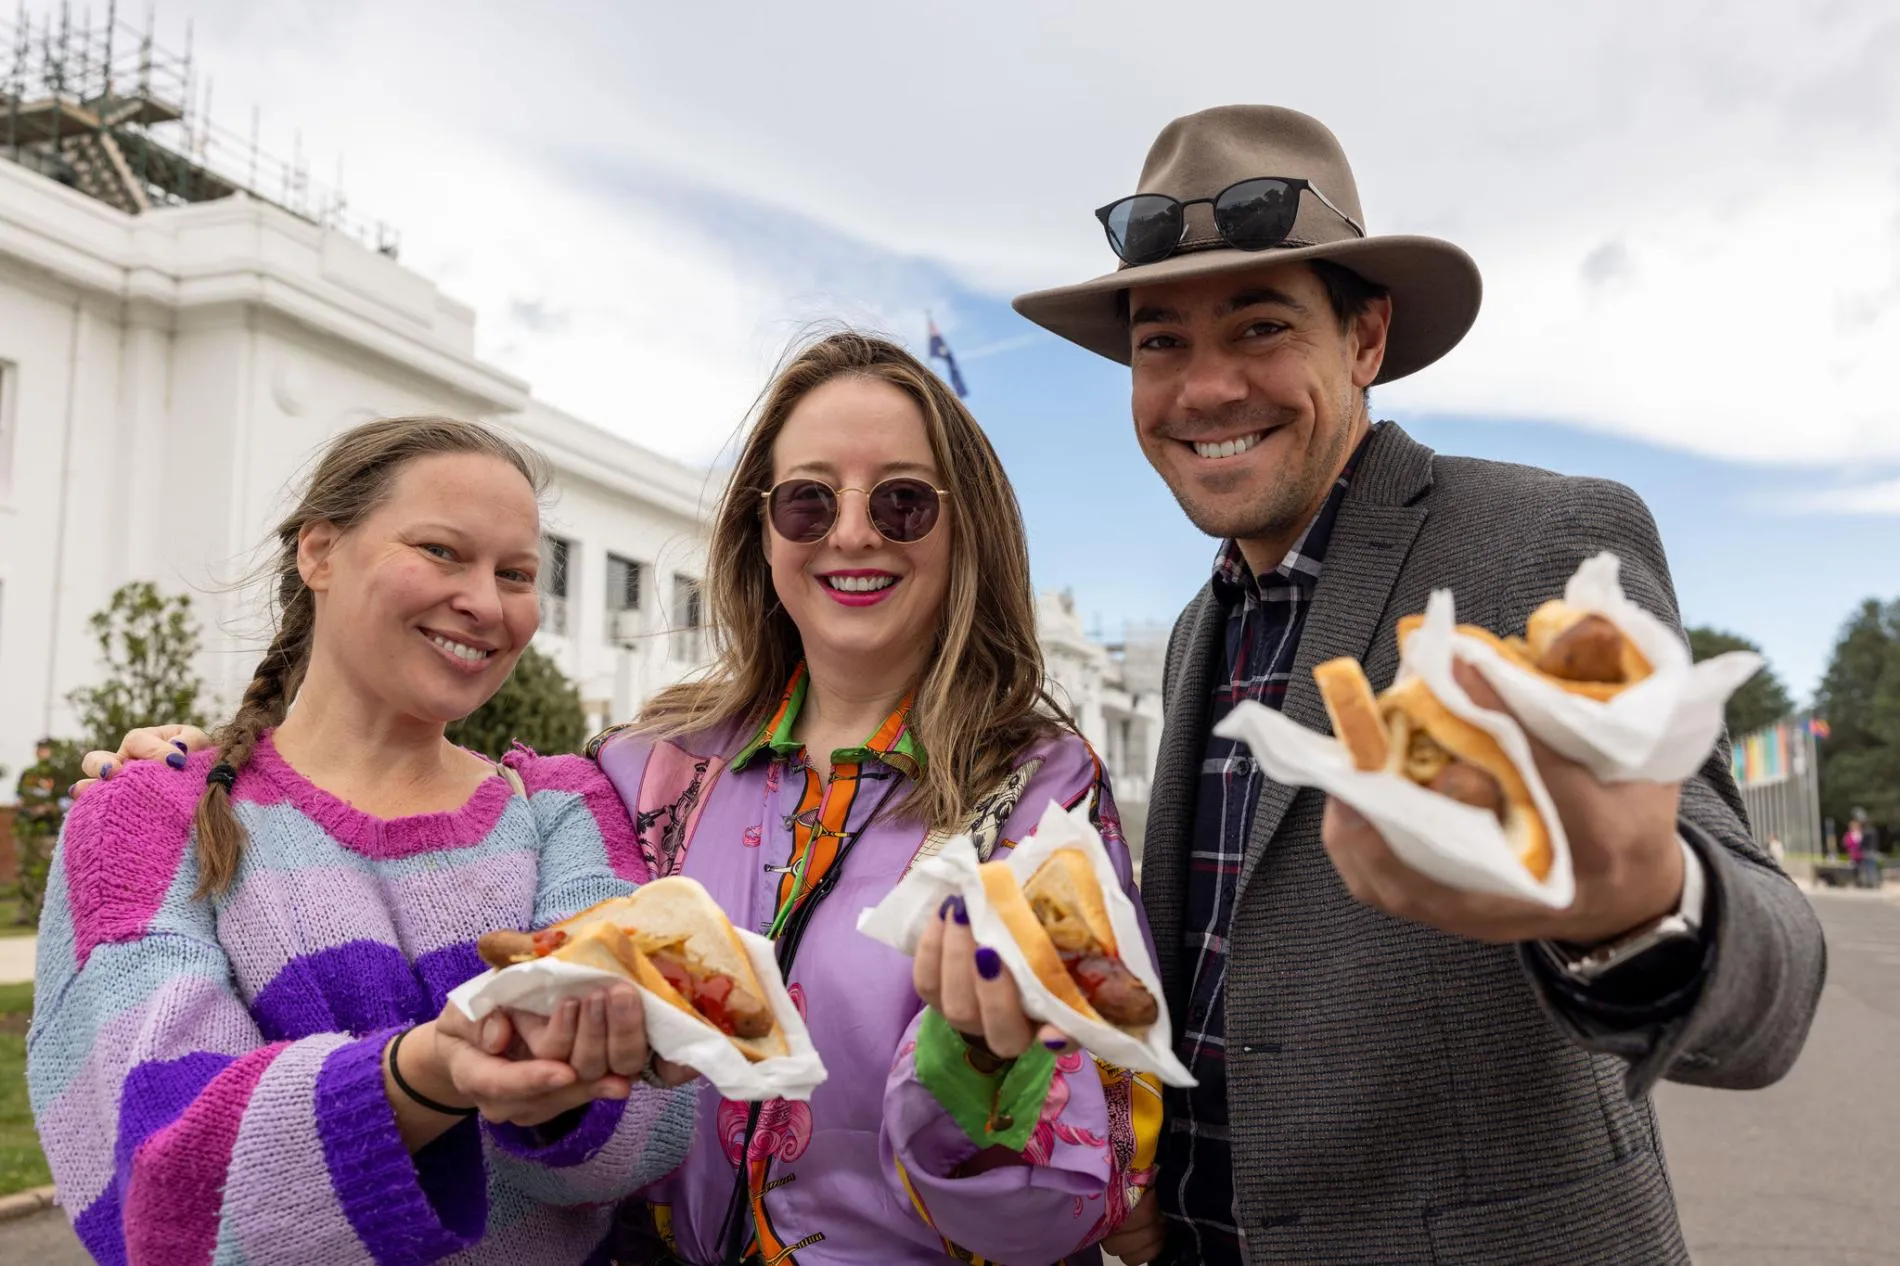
[172,739,189,753]
[165,751,187,770]
[938,895,958,921]
[952,896,969,926]
[1045,1038,1069,1051]
[100,761,114,779]
[974,947,1002,980]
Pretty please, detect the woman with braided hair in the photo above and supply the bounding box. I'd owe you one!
[28,416,694,1264]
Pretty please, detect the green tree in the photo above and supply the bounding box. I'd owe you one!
[65,581,208,751]
[1812,599,1900,836]
[1686,626,1795,738]
[11,739,87,924]
[446,644,587,760]
[10,584,210,922]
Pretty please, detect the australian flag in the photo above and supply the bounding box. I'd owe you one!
[927,318,968,399]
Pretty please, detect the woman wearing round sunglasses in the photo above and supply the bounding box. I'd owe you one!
[594,330,1164,1266]
[81,331,1166,1266]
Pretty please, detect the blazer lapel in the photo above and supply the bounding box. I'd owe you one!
[1233,425,1434,904]
[1141,582,1223,1006]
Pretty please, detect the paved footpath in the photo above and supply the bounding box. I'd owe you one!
[1654,885,1900,1265]
[4,889,1896,1263]
[0,935,36,985]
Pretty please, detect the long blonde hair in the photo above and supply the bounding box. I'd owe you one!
[641,329,1068,831]
[193,416,547,897]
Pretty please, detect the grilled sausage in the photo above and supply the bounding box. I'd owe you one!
[1537,614,1627,684]
[1062,951,1161,1029]
[477,929,536,970]
[1427,760,1508,823]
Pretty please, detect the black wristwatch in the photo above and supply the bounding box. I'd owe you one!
[1540,835,1706,993]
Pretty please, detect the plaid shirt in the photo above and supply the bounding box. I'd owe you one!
[1157,435,1368,1265]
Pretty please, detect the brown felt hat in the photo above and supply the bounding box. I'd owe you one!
[1013,105,1482,383]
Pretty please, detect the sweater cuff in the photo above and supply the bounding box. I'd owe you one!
[315,1027,486,1258]
[486,1096,628,1167]
[913,1008,1055,1152]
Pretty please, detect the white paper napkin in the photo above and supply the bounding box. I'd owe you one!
[1444,553,1762,782]
[448,926,828,1102]
[1213,588,1575,908]
[857,799,1196,1087]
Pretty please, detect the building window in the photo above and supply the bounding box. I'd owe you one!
[671,573,704,661]
[605,554,643,643]
[540,534,572,637]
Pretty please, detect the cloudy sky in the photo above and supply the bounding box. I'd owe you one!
[47,0,1900,702]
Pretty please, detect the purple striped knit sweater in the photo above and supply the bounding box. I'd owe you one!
[27,734,695,1265]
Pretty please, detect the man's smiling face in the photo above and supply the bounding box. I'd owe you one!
[1127,260,1391,561]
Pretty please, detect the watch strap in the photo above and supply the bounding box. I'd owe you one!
[1542,834,1706,984]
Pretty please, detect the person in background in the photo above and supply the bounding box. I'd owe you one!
[1848,815,1881,889]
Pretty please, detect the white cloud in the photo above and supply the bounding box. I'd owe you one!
[1781,478,1900,515]
[74,0,1900,465]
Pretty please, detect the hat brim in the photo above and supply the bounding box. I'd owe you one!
[1012,235,1482,385]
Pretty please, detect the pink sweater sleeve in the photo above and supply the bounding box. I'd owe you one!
[27,768,489,1264]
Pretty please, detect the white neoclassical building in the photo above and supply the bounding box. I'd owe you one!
[0,151,716,775]
[1038,591,1165,853]
[0,25,1159,822]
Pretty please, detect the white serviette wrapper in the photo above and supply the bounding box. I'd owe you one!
[447,927,827,1102]
[856,799,1196,1088]
[1213,588,1575,908]
[1446,552,1762,783]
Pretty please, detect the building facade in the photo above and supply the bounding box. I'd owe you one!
[1038,590,1165,858]
[0,155,716,775]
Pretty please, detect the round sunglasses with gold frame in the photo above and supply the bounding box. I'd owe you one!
[761,477,949,544]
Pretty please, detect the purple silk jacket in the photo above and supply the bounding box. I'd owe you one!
[592,673,1161,1266]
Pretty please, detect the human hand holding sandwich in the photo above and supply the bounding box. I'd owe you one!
[913,851,1165,1066]
[1319,609,1686,949]
[913,894,1075,1066]
[462,987,698,1089]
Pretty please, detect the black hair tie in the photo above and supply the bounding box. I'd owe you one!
[205,763,238,793]
[387,1025,478,1117]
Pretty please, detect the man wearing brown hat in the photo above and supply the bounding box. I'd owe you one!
[1016,106,1825,1265]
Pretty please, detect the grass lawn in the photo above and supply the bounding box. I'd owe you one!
[0,981,50,1196]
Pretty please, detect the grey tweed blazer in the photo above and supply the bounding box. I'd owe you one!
[1144,423,1826,1265]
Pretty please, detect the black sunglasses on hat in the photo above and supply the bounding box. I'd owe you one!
[1095,176,1365,267]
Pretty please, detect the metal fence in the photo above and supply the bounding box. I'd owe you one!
[1731,715,1825,857]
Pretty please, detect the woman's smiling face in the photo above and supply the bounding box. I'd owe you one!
[764,376,951,682]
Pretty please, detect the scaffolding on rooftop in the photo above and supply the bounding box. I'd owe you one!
[2,0,400,257]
